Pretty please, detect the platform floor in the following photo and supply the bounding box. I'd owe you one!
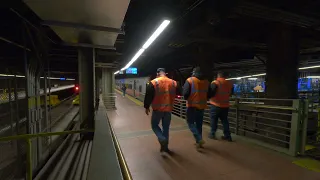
[107,94,320,180]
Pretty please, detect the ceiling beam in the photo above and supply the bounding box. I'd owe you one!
[63,42,116,50]
[42,20,125,34]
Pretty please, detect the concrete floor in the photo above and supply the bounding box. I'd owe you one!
[108,93,320,180]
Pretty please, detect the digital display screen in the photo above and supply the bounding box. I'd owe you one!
[126,67,138,74]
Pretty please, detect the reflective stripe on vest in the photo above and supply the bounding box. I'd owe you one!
[187,77,208,109]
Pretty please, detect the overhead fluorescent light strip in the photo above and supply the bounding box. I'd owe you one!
[115,20,170,74]
[299,65,320,70]
[142,20,170,49]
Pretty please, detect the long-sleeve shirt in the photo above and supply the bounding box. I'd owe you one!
[144,81,181,109]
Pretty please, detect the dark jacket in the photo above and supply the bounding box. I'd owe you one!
[183,74,211,100]
[144,78,180,109]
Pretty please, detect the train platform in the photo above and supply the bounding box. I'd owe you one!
[108,92,320,180]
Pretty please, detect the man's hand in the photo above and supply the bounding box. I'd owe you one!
[145,108,150,115]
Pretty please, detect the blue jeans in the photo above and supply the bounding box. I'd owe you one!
[210,105,231,139]
[151,111,172,143]
[187,107,204,143]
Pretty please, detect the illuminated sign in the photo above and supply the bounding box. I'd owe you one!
[126,67,138,74]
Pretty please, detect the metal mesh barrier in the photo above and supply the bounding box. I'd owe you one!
[172,97,308,156]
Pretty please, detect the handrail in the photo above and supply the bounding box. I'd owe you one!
[0,129,94,180]
[107,116,133,180]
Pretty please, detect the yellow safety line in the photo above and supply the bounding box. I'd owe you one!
[292,158,320,172]
[115,89,143,106]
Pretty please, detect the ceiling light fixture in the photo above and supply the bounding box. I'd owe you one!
[115,20,170,74]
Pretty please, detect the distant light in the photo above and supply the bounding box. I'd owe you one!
[299,65,320,70]
[248,78,258,80]
[307,76,320,78]
[114,71,119,75]
[75,86,79,91]
[226,74,266,80]
[60,78,66,81]
[118,20,170,72]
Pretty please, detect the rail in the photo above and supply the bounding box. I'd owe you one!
[0,129,93,180]
[0,85,75,104]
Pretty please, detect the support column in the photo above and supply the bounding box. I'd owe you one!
[266,23,299,99]
[196,45,214,81]
[95,68,102,109]
[78,48,95,131]
[101,68,116,109]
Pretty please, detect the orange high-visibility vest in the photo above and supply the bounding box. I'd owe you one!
[151,76,177,112]
[210,78,232,108]
[186,77,209,109]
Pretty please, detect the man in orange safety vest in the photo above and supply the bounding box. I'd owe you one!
[144,68,179,154]
[208,71,233,141]
[183,67,210,150]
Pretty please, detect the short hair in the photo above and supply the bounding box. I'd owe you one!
[157,68,166,74]
[217,71,228,77]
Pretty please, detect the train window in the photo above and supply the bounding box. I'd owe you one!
[128,84,132,89]
[139,85,142,92]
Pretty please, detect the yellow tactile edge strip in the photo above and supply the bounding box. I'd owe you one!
[115,89,143,106]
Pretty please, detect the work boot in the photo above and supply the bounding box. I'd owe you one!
[159,140,166,153]
[195,139,205,151]
[221,136,232,142]
[208,134,217,140]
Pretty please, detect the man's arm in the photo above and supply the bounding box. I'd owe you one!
[182,80,191,100]
[209,82,218,98]
[144,82,155,109]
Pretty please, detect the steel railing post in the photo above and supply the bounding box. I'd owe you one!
[300,99,308,155]
[26,138,32,180]
[235,98,239,135]
[179,99,182,118]
[289,99,301,156]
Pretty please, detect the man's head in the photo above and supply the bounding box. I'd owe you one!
[217,71,228,78]
[157,68,166,77]
[192,67,202,77]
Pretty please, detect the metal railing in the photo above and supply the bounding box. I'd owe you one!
[172,97,308,156]
[114,88,308,156]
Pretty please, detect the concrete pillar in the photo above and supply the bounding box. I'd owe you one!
[266,23,299,99]
[95,68,102,109]
[78,48,94,131]
[196,45,214,81]
[101,68,116,109]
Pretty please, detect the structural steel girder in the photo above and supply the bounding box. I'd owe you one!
[42,20,124,34]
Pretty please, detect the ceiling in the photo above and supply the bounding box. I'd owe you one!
[2,0,320,78]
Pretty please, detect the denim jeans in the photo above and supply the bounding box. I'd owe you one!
[187,107,204,143]
[151,111,172,143]
[209,105,231,139]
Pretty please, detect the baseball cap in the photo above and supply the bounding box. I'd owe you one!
[157,68,166,73]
